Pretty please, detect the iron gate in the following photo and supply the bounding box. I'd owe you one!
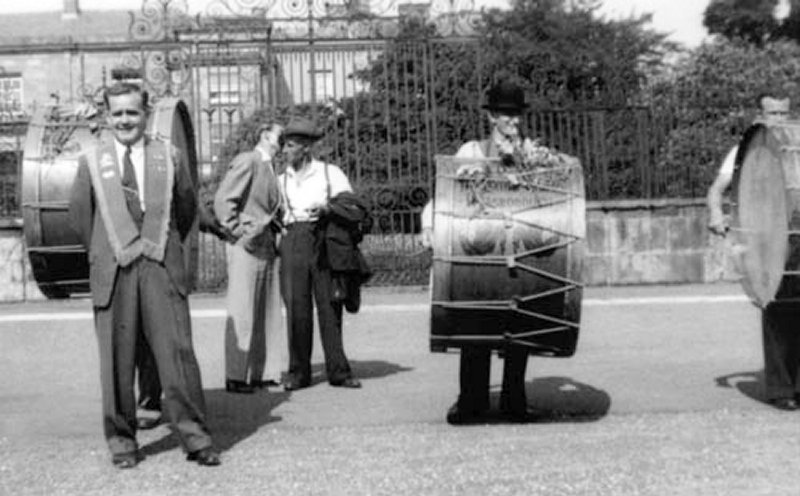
[142,3,485,289]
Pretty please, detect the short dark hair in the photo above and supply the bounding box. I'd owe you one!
[103,82,149,110]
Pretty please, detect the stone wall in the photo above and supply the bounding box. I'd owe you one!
[0,199,740,301]
[584,199,737,286]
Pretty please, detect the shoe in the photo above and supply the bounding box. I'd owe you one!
[186,447,221,467]
[769,397,799,411]
[330,377,362,389]
[225,379,255,394]
[445,403,486,425]
[251,379,282,389]
[136,415,162,430]
[500,406,540,423]
[112,451,140,469]
[283,378,310,391]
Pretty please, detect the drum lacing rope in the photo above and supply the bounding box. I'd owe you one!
[431,161,584,343]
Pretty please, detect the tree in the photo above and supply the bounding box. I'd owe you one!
[480,0,673,107]
[649,38,800,197]
[703,0,779,45]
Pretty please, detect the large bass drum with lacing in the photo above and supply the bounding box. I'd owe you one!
[730,121,800,308]
[21,98,199,298]
[430,154,586,357]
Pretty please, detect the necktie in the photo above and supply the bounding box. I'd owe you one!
[121,146,144,226]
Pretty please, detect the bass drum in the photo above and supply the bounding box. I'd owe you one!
[21,98,199,299]
[430,154,586,357]
[731,121,800,308]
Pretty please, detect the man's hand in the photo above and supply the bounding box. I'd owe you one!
[307,202,330,219]
[421,227,433,249]
[456,163,489,180]
[708,209,729,236]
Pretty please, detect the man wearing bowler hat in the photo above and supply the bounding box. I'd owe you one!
[422,80,538,424]
[278,116,362,391]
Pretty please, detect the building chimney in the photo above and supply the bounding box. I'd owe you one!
[63,0,80,20]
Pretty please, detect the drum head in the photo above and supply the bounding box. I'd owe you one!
[733,128,789,307]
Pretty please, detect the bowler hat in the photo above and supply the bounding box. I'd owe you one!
[482,81,528,114]
[283,116,324,141]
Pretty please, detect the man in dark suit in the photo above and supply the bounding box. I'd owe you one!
[69,82,220,468]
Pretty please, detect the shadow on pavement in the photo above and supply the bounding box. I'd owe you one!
[523,376,611,422]
[715,370,768,404]
[140,388,288,457]
[304,359,414,387]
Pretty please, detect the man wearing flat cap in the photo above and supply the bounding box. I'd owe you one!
[422,80,541,424]
[277,116,362,391]
[707,93,800,411]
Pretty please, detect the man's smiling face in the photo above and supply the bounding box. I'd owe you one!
[106,92,148,146]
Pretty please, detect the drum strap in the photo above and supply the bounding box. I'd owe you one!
[85,138,173,267]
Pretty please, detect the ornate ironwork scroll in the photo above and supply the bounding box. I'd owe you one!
[128,0,482,40]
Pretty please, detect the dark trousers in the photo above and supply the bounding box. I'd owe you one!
[135,336,161,411]
[280,222,352,385]
[458,346,528,413]
[94,258,212,456]
[762,302,800,400]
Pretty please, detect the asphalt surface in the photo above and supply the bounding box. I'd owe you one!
[1,283,800,495]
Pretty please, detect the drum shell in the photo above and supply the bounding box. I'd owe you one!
[731,121,800,307]
[430,155,586,357]
[21,99,199,298]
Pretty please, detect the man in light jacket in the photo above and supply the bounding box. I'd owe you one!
[215,121,287,393]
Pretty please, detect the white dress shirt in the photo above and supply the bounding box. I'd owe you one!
[279,159,351,224]
[717,145,738,180]
[113,138,146,210]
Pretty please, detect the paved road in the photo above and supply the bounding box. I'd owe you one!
[1,283,799,495]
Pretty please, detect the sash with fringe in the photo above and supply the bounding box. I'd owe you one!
[85,137,174,266]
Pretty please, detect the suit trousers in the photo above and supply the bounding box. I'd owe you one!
[135,336,161,411]
[94,257,212,456]
[762,302,800,400]
[279,222,353,385]
[224,243,287,383]
[457,346,529,413]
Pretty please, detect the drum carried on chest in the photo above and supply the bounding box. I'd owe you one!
[429,154,586,357]
[731,121,800,307]
[21,98,199,298]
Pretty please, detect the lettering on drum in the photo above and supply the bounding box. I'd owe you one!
[452,170,575,257]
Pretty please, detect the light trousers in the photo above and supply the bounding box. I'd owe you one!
[224,243,287,383]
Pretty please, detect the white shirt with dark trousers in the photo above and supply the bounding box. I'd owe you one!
[278,158,357,387]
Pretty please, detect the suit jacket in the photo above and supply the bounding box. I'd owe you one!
[322,192,370,275]
[69,136,197,308]
[319,192,372,313]
[214,149,281,258]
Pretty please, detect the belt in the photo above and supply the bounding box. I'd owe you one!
[285,221,317,230]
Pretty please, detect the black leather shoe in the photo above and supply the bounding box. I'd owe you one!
[187,447,221,467]
[445,404,486,425]
[330,377,362,389]
[500,406,540,423]
[225,379,255,394]
[112,452,140,469]
[283,379,310,391]
[770,397,800,411]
